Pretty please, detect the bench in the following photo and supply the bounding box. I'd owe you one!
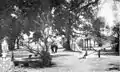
[13,57,43,67]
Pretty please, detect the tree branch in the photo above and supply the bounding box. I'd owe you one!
[68,0,99,18]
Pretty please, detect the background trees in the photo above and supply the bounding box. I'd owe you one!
[111,23,119,55]
[52,0,100,50]
[92,17,105,47]
[0,0,104,52]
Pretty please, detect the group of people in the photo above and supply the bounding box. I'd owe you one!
[51,43,58,53]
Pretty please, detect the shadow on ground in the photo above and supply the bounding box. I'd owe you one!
[63,49,83,53]
[106,63,120,71]
[95,50,118,56]
[51,54,71,58]
[14,61,57,69]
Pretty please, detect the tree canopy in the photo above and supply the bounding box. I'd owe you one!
[0,0,101,51]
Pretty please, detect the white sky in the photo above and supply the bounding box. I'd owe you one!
[97,0,115,28]
[98,0,120,26]
[97,0,120,36]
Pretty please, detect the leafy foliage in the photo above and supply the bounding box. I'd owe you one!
[0,0,100,51]
[53,0,100,35]
[33,31,43,42]
[111,23,119,54]
[51,0,100,50]
[90,17,105,46]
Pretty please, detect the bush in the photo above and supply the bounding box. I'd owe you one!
[40,50,52,67]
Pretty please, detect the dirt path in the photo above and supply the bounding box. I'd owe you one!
[19,50,120,72]
[19,51,92,72]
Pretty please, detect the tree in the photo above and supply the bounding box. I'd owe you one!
[111,23,119,55]
[113,0,120,55]
[32,11,53,52]
[0,0,100,51]
[52,0,100,50]
[91,17,105,47]
[0,5,26,51]
[0,0,50,51]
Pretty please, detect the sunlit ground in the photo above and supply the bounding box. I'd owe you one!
[0,48,120,72]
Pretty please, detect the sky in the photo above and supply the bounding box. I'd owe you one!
[97,0,120,36]
[97,0,115,28]
[98,0,120,26]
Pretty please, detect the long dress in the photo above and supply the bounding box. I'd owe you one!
[1,39,8,58]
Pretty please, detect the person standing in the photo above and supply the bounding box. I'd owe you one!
[1,36,9,60]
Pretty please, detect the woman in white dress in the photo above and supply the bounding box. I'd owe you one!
[1,36,9,59]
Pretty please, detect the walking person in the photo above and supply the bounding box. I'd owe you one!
[51,42,58,53]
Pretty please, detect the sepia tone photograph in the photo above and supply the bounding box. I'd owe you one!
[0,0,119,72]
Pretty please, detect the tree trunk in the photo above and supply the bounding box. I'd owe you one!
[64,37,72,51]
[44,37,49,52]
[16,38,19,49]
[85,39,88,56]
[45,42,48,52]
[115,32,119,55]
[8,18,18,51]
[90,39,92,50]
[64,22,72,51]
[8,37,16,51]
[87,39,89,49]
[84,39,86,49]
[71,38,74,51]
[94,41,96,47]
[63,31,72,51]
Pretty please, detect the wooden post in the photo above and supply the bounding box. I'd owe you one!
[98,50,100,58]
[85,39,88,56]
[94,41,95,47]
[11,51,14,61]
[83,39,88,59]
[83,39,84,50]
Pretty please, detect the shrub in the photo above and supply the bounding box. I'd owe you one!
[40,50,52,67]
